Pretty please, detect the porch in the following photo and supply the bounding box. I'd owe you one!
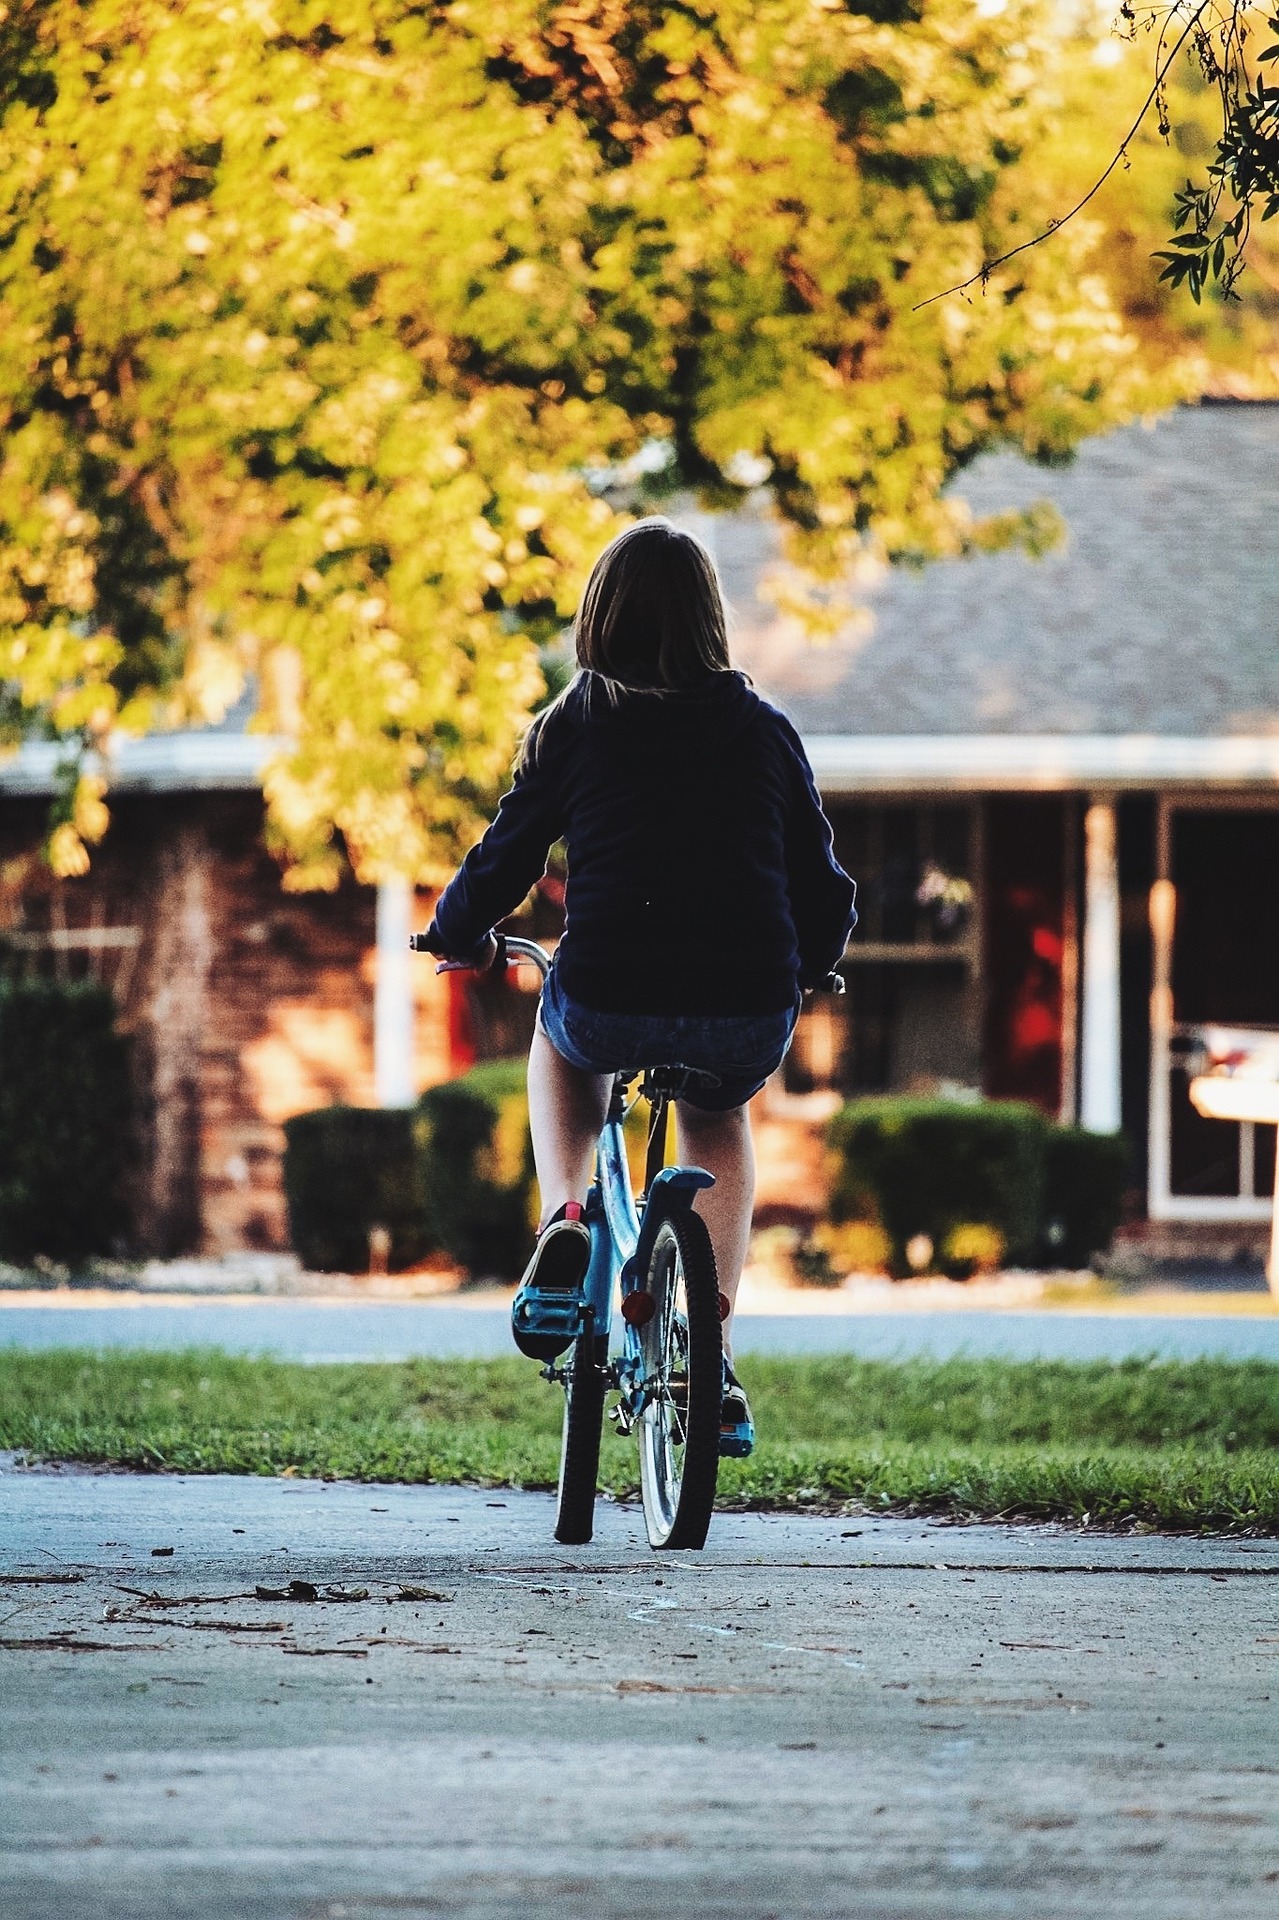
[775,740,1279,1237]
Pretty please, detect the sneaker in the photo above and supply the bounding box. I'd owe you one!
[719,1361,755,1458]
[510,1203,591,1360]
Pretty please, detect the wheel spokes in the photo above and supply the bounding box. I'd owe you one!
[663,1318,690,1450]
[656,1366,688,1451]
[640,1241,691,1529]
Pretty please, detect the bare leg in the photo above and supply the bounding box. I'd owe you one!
[675,1101,755,1362]
[527,1024,611,1230]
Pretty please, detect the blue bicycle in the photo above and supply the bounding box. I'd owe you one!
[415,934,727,1550]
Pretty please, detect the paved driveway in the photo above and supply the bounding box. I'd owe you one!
[4,1295,1279,1362]
[3,1464,1278,1919]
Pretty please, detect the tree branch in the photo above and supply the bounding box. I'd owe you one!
[912,0,1214,312]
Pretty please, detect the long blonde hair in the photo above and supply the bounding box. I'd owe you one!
[522,518,732,769]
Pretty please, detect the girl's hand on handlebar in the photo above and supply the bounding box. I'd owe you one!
[409,927,504,973]
[437,932,501,975]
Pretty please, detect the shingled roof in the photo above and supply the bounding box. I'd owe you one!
[716,402,1279,744]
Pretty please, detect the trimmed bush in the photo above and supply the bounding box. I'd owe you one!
[415,1059,536,1280]
[0,977,133,1263]
[1041,1126,1131,1267]
[827,1097,1049,1276]
[283,1106,428,1273]
[826,1096,1131,1275]
[286,1059,648,1283]
[414,1058,652,1279]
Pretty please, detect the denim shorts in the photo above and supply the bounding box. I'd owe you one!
[538,965,800,1112]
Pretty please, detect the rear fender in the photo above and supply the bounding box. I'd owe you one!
[622,1165,714,1295]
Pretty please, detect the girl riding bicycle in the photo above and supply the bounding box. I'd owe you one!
[423,518,856,1454]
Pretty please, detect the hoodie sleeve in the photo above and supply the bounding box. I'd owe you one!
[429,746,565,959]
[773,710,857,987]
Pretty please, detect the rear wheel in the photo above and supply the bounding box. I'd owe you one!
[553,1310,606,1545]
[637,1210,722,1550]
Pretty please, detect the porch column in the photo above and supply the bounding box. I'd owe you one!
[1080,797,1122,1133]
[374,878,415,1108]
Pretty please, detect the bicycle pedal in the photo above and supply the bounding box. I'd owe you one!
[511,1286,586,1361]
[719,1403,755,1455]
[512,1288,584,1338]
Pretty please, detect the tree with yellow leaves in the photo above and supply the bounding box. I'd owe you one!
[0,0,1163,884]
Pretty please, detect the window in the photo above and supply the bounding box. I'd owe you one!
[786,801,980,1097]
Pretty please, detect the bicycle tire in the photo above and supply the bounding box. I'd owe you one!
[637,1209,722,1550]
[553,1311,606,1546]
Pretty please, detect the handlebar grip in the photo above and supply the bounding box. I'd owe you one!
[413,933,509,975]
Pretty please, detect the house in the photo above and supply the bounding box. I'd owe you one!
[721,400,1279,1249]
[2,402,1276,1257]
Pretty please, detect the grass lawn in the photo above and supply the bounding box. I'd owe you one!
[3,1348,1279,1532]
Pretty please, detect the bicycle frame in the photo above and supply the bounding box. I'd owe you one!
[582,1081,713,1423]
[450,937,713,1420]
[585,1085,638,1346]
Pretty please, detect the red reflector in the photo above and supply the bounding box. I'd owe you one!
[717,1292,731,1322]
[621,1290,656,1327]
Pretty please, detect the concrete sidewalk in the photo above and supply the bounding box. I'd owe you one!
[3,1291,1279,1362]
[3,1462,1278,1918]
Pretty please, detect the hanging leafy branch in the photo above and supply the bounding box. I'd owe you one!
[1153,3,1279,300]
[919,2,1279,310]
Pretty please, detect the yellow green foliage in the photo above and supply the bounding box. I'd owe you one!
[809,1217,893,1277]
[0,1,1168,880]
[476,1088,538,1218]
[1046,23,1279,397]
[940,1220,1005,1275]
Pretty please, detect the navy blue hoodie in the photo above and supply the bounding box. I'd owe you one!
[430,671,856,1016]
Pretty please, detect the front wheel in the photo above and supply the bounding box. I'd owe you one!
[554,1311,606,1546]
[637,1210,722,1550]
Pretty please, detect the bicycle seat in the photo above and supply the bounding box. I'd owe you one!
[638,1064,722,1101]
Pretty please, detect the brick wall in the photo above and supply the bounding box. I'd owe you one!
[0,792,404,1256]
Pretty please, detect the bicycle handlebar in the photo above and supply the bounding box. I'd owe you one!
[495,936,552,981]
[407,931,552,982]
[411,931,845,996]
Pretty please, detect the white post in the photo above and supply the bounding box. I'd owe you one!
[374,878,415,1108]
[1146,802,1176,1219]
[1080,797,1122,1134]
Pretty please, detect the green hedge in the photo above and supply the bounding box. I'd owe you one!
[828,1098,1045,1275]
[0,977,133,1263]
[1042,1125,1131,1269]
[283,1062,537,1279]
[827,1097,1129,1277]
[285,1078,1132,1280]
[283,1059,660,1280]
[416,1059,536,1280]
[282,1106,428,1274]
